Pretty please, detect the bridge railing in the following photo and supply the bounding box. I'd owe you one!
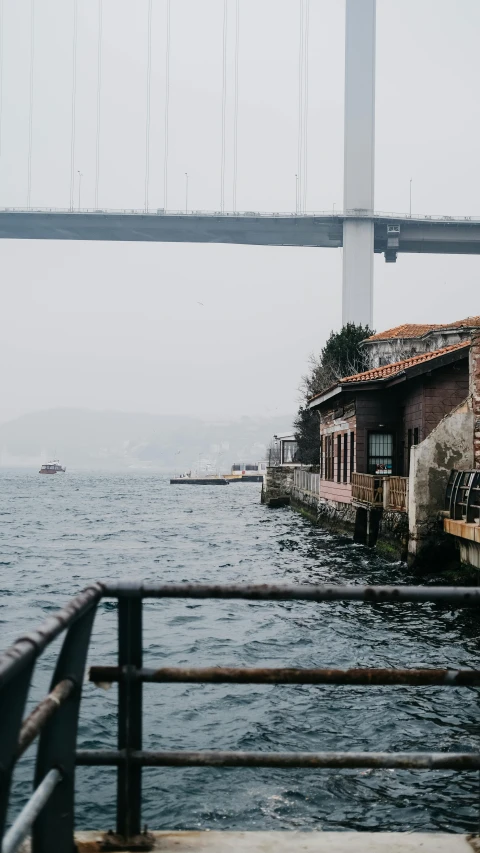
[2,581,480,852]
[0,207,479,223]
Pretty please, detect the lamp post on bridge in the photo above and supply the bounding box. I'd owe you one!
[77,171,83,211]
[409,178,412,217]
[185,172,189,214]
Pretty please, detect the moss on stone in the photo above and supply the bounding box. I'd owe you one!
[375,538,405,562]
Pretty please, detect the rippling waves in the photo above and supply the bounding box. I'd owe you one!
[1,470,480,832]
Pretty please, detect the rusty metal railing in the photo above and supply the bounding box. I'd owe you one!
[1,581,480,853]
[446,469,480,524]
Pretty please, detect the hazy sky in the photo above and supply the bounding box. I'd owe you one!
[1,0,479,423]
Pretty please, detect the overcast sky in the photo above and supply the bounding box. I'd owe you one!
[1,0,479,424]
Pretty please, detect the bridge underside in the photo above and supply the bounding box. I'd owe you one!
[1,211,480,256]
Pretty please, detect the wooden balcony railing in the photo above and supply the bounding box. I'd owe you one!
[352,473,409,512]
[351,473,384,506]
[387,477,409,512]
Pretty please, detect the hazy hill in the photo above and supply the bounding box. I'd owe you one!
[0,408,293,471]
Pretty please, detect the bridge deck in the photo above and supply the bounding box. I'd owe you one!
[1,210,480,255]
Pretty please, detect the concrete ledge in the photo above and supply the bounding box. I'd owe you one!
[70,831,479,852]
[445,518,480,541]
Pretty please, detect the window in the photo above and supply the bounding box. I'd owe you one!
[350,432,355,481]
[320,436,323,479]
[368,433,393,475]
[343,434,348,483]
[413,427,419,445]
[325,435,334,481]
[407,429,413,475]
[337,435,341,482]
[281,441,298,464]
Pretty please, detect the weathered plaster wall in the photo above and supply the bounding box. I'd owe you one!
[471,331,480,469]
[408,404,474,566]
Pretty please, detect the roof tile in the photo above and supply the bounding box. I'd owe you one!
[341,340,470,384]
[365,316,480,342]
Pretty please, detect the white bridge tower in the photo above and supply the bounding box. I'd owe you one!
[342,0,376,328]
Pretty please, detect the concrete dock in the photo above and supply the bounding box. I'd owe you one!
[65,831,480,852]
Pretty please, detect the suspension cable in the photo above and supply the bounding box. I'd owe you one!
[27,0,35,208]
[220,0,228,213]
[297,0,304,214]
[145,0,153,212]
[163,0,171,211]
[95,0,102,209]
[232,0,239,213]
[0,0,4,160]
[302,0,310,214]
[69,0,78,211]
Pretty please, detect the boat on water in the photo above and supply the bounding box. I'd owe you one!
[170,474,229,485]
[39,460,66,474]
[224,461,267,483]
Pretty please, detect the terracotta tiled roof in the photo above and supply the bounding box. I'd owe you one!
[365,316,480,342]
[340,340,470,384]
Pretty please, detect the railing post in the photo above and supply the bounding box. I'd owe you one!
[383,477,390,510]
[117,596,143,840]
[33,604,98,853]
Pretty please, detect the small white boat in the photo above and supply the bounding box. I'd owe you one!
[39,460,66,474]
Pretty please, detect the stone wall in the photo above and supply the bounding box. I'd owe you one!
[408,403,474,567]
[290,486,320,522]
[291,490,407,559]
[471,331,480,469]
[377,509,409,561]
[317,498,357,534]
[262,466,296,507]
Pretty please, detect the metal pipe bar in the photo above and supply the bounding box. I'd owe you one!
[0,664,35,840]
[33,606,99,853]
[1,768,61,853]
[75,749,480,771]
[16,679,74,759]
[89,665,480,687]
[116,597,143,839]
[0,583,103,689]
[102,581,480,607]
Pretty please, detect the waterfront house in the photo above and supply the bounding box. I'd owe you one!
[303,318,480,562]
[308,339,470,491]
[273,432,299,465]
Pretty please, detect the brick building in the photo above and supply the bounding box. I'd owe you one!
[308,338,471,509]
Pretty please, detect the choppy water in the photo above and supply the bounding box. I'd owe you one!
[1,469,480,833]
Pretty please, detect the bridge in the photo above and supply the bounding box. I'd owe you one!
[0,0,476,327]
[2,208,480,255]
